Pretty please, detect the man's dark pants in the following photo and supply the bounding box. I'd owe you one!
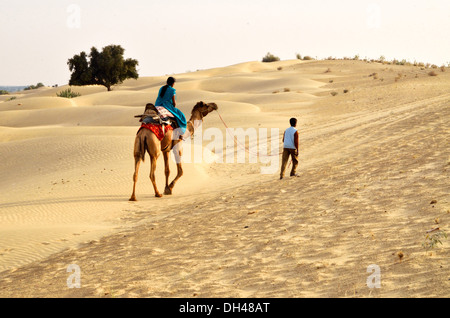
[280,148,299,179]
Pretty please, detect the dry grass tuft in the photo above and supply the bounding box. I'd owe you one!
[428,71,438,77]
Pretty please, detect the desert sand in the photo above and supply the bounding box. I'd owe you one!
[0,59,448,298]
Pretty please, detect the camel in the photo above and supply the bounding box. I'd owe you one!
[129,101,218,200]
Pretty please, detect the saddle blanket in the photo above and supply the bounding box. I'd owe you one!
[156,106,175,119]
[138,123,173,141]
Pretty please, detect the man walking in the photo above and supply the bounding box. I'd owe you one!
[280,118,299,180]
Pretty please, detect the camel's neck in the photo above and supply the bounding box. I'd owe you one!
[184,112,203,138]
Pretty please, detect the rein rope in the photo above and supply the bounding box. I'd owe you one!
[215,110,283,158]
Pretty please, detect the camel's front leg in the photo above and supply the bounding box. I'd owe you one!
[129,156,141,201]
[168,144,183,193]
[163,151,172,195]
[168,163,183,193]
[149,155,162,198]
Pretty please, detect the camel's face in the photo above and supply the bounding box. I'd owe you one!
[206,103,218,114]
[193,102,218,118]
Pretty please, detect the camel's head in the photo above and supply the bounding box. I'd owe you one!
[191,101,218,120]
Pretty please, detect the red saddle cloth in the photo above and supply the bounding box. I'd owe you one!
[138,123,173,141]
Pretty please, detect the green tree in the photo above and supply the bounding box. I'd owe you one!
[68,45,139,91]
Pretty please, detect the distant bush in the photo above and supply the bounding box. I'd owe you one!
[24,82,45,90]
[262,52,280,63]
[57,87,81,98]
[296,53,302,60]
[302,56,314,60]
[428,71,438,77]
[6,96,17,101]
[0,90,9,95]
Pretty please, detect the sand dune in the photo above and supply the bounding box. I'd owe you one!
[0,59,448,297]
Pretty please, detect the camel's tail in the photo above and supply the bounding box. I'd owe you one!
[134,131,147,163]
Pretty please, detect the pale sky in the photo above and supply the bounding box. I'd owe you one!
[1,0,449,86]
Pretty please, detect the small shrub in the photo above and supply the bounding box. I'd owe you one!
[303,56,314,61]
[284,88,290,92]
[6,96,17,101]
[0,90,9,95]
[262,52,280,63]
[422,229,448,251]
[440,66,446,72]
[57,88,81,98]
[296,53,302,60]
[428,71,438,77]
[325,68,331,73]
[392,59,407,66]
[343,89,349,94]
[395,73,403,82]
[331,91,338,96]
[277,67,283,71]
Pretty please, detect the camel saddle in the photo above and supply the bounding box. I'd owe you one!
[135,104,178,140]
[135,104,178,127]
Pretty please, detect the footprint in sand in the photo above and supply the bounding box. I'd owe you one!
[0,248,14,256]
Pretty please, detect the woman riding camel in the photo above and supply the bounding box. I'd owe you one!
[155,77,187,138]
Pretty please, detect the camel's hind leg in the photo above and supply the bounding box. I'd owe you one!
[129,156,141,201]
[149,155,162,198]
